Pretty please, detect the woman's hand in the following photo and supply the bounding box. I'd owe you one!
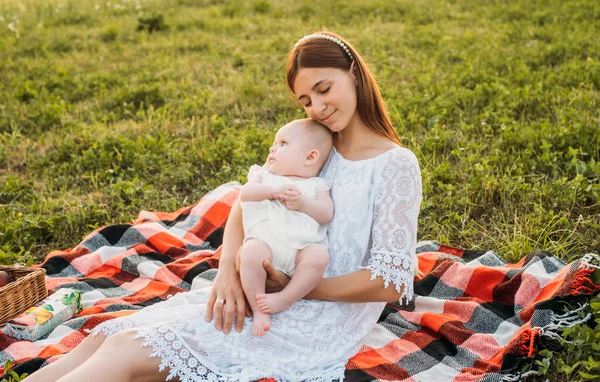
[205,258,250,334]
[263,259,291,293]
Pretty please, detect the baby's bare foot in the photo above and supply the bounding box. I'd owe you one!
[256,292,292,315]
[252,311,271,336]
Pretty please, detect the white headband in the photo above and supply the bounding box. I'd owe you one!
[295,33,354,61]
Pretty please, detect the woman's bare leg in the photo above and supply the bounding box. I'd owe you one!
[56,331,176,382]
[23,332,107,382]
[239,238,273,336]
[257,244,328,314]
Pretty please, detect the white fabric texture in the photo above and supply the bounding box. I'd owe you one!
[241,166,331,276]
[88,146,422,382]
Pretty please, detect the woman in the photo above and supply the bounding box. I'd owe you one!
[25,31,422,382]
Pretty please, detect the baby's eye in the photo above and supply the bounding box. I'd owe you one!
[281,141,287,146]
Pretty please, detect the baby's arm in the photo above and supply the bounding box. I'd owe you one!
[240,183,277,202]
[240,165,274,202]
[241,182,299,203]
[289,191,334,225]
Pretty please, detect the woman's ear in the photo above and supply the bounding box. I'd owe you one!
[349,61,358,85]
[305,149,320,165]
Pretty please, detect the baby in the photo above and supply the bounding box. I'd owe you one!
[239,118,334,336]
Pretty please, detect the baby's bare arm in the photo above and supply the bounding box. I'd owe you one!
[240,183,276,202]
[296,191,334,224]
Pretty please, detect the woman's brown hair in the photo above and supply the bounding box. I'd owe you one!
[286,31,401,146]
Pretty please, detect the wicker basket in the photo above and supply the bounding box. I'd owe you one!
[0,266,48,325]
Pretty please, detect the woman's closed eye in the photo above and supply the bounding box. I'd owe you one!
[301,87,331,108]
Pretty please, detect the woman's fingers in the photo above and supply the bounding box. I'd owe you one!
[264,259,291,293]
[207,286,248,333]
[263,259,278,279]
[205,289,216,323]
[245,300,252,318]
[213,296,225,330]
[235,291,248,332]
[222,297,236,334]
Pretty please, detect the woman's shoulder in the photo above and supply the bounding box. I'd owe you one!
[366,136,418,162]
[375,146,421,182]
[386,145,419,162]
[376,143,419,166]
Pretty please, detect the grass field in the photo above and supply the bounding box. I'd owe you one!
[0,0,599,380]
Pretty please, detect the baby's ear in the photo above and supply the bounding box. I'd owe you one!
[305,149,320,165]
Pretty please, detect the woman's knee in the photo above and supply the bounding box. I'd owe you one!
[102,332,176,382]
[80,331,170,381]
[74,332,107,354]
[96,331,140,360]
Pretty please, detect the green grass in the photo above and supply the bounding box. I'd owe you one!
[0,0,599,379]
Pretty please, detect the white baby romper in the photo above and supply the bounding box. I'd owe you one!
[89,146,422,382]
[240,165,331,276]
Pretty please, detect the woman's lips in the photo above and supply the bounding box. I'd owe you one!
[322,110,336,122]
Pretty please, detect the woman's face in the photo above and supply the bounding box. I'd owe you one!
[292,66,357,133]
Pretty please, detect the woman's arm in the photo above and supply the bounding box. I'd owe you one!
[264,262,404,302]
[266,149,422,304]
[305,269,404,302]
[205,199,250,334]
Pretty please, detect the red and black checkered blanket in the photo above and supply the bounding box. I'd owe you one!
[1,182,599,381]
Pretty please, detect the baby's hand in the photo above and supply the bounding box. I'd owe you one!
[271,184,300,202]
[282,189,305,211]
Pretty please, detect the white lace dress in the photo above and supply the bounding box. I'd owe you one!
[88,146,422,382]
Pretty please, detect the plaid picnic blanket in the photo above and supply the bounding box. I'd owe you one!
[1,182,599,381]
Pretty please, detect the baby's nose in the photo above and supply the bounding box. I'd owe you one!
[269,145,276,153]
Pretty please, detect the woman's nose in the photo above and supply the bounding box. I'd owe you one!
[313,98,326,113]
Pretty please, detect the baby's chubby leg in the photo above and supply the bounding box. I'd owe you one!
[257,244,329,314]
[239,238,273,336]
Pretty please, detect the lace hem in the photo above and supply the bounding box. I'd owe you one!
[87,320,346,382]
[361,251,414,304]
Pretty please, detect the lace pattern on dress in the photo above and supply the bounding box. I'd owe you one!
[361,149,422,304]
[87,318,346,382]
[78,147,422,381]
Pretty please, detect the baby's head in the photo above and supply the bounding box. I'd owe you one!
[266,119,333,178]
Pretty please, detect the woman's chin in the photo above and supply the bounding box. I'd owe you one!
[326,121,344,133]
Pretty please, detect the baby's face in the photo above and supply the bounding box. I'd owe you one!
[267,123,312,176]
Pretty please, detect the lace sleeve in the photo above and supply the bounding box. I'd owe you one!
[362,148,422,304]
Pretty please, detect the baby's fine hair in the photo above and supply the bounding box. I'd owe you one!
[295,119,333,166]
